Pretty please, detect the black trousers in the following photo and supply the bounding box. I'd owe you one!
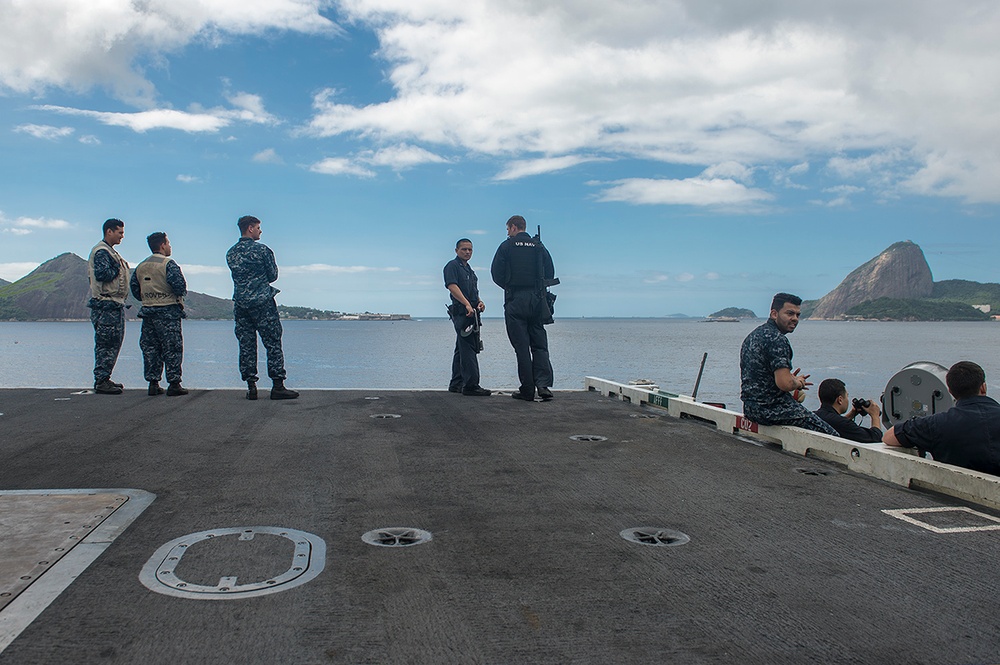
[449,314,481,391]
[503,290,553,396]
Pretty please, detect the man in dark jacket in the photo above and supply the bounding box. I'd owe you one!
[444,238,490,396]
[884,361,1000,475]
[814,378,882,443]
[490,215,555,402]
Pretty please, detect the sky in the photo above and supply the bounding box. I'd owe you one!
[1,0,999,317]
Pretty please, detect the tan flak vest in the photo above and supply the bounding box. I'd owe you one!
[135,254,183,307]
[87,241,130,304]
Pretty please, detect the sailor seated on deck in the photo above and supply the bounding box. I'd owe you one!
[883,361,1000,475]
[813,379,882,443]
[739,292,838,435]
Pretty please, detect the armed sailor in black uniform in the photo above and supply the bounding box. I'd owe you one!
[130,231,188,396]
[87,218,129,395]
[444,238,491,396]
[490,215,557,402]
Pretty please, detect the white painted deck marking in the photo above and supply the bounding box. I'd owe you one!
[140,527,326,600]
[882,506,1000,533]
[0,489,155,655]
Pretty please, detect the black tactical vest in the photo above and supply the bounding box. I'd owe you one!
[505,237,541,288]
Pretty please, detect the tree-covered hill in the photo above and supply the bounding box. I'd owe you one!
[707,307,757,318]
[846,298,990,321]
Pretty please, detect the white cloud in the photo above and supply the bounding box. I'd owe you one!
[224,91,279,125]
[701,161,754,184]
[364,144,449,170]
[495,155,606,181]
[811,183,865,207]
[283,264,402,274]
[676,272,695,282]
[178,264,227,275]
[0,0,339,102]
[35,106,231,133]
[79,135,101,145]
[705,272,721,280]
[595,177,774,207]
[788,162,810,176]
[253,148,284,164]
[309,157,376,178]
[34,95,278,133]
[0,262,39,280]
[0,214,73,236]
[14,124,74,140]
[299,0,1000,203]
[176,174,200,183]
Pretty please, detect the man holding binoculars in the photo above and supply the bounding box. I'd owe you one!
[814,378,883,443]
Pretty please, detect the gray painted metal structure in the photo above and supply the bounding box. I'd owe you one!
[0,387,998,663]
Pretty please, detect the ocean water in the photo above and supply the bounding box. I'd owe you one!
[1,318,998,410]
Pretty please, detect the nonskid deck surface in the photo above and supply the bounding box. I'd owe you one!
[0,388,998,664]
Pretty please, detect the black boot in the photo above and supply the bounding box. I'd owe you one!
[246,380,258,401]
[148,381,165,396]
[166,382,188,396]
[270,379,299,400]
[94,378,123,395]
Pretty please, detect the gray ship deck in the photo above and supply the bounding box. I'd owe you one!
[0,387,998,664]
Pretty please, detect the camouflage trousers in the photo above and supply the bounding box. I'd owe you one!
[139,315,183,383]
[744,397,839,436]
[91,305,125,382]
[234,300,286,382]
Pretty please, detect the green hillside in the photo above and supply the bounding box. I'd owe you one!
[708,307,756,318]
[846,298,990,321]
[930,279,1000,311]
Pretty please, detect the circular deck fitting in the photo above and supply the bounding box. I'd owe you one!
[370,413,401,419]
[569,435,608,442]
[620,527,690,547]
[361,528,432,548]
[794,467,834,476]
[139,527,326,600]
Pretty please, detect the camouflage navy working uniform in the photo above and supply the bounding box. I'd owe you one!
[740,318,838,434]
[130,255,187,384]
[87,241,129,384]
[226,237,286,382]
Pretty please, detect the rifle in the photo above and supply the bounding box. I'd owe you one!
[533,225,560,289]
[533,226,559,324]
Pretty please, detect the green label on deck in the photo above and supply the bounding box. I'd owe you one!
[647,393,670,408]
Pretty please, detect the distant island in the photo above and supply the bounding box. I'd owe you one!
[803,241,998,321]
[0,253,409,322]
[277,306,410,321]
[707,307,757,319]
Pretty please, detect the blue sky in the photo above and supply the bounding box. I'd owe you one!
[1,0,999,317]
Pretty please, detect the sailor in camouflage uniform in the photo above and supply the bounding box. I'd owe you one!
[740,292,838,435]
[226,215,298,400]
[87,218,129,395]
[130,232,188,396]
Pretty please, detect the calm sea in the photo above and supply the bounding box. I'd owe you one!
[1,318,997,409]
